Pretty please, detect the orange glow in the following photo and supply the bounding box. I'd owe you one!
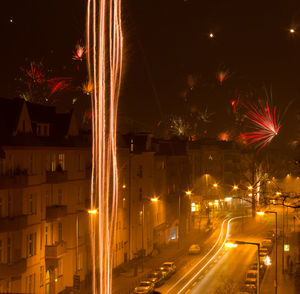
[87,0,123,293]
[151,197,159,202]
[185,190,192,196]
[233,185,238,190]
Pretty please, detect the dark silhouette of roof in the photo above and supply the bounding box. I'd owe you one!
[0,97,24,137]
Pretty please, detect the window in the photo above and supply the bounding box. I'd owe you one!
[7,238,11,264]
[58,259,63,277]
[0,198,2,218]
[130,139,134,152]
[40,266,44,287]
[44,125,48,136]
[51,154,56,172]
[28,194,33,214]
[7,194,11,217]
[29,154,33,175]
[27,233,37,257]
[45,226,48,246]
[78,153,82,171]
[58,153,65,171]
[40,225,43,250]
[0,240,2,263]
[58,222,62,242]
[137,165,143,178]
[58,189,62,205]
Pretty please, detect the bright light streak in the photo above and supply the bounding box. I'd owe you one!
[172,216,245,294]
[224,197,232,202]
[87,0,123,293]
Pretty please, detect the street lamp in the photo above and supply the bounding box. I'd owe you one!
[257,211,278,294]
[233,185,238,190]
[88,209,98,214]
[225,240,261,294]
[141,196,160,271]
[248,186,253,190]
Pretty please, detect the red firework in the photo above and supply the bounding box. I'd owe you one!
[47,77,71,95]
[239,100,281,150]
[72,43,85,61]
[26,62,45,83]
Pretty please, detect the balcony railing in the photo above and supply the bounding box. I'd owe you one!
[45,241,67,259]
[0,174,28,189]
[46,170,68,183]
[45,242,66,269]
[0,215,28,233]
[0,259,26,279]
[46,205,67,220]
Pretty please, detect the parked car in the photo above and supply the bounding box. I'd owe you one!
[133,285,153,294]
[188,244,201,254]
[147,271,165,287]
[246,270,257,280]
[162,262,176,274]
[138,280,154,293]
[155,266,172,279]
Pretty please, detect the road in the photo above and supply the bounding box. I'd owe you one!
[157,216,271,294]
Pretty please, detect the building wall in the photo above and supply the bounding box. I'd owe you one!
[0,146,90,293]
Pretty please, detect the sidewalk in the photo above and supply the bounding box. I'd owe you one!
[261,226,300,293]
[112,215,226,294]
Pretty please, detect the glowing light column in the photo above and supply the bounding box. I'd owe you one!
[86,0,123,293]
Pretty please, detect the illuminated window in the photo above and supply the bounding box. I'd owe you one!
[58,153,65,171]
[0,240,2,263]
[191,203,196,212]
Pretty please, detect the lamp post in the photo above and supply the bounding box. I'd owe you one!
[225,240,261,294]
[257,211,278,294]
[141,196,160,272]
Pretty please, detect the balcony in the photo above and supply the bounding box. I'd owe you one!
[45,242,66,269]
[46,205,67,220]
[46,170,68,183]
[0,259,26,279]
[0,174,28,189]
[0,215,28,233]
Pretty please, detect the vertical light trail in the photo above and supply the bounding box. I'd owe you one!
[86,0,123,293]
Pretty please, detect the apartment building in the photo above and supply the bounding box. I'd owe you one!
[0,98,90,293]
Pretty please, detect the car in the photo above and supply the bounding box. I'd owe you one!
[244,278,257,288]
[188,244,201,254]
[262,238,273,248]
[246,270,257,279]
[162,262,176,274]
[155,266,172,279]
[147,271,165,287]
[260,246,271,255]
[138,281,155,293]
[133,285,153,294]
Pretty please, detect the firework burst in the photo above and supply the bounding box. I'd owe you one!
[239,100,281,150]
[216,66,231,85]
[72,43,86,61]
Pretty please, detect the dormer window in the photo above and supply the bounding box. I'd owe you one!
[35,123,50,136]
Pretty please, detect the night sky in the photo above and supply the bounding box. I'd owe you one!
[2,0,300,148]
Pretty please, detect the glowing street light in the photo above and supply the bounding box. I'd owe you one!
[213,183,218,188]
[150,196,159,202]
[224,197,232,202]
[225,240,261,294]
[88,209,98,214]
[185,190,192,196]
[290,28,295,34]
[233,185,238,190]
[256,211,265,216]
[225,242,237,248]
[248,186,253,190]
[209,32,214,38]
